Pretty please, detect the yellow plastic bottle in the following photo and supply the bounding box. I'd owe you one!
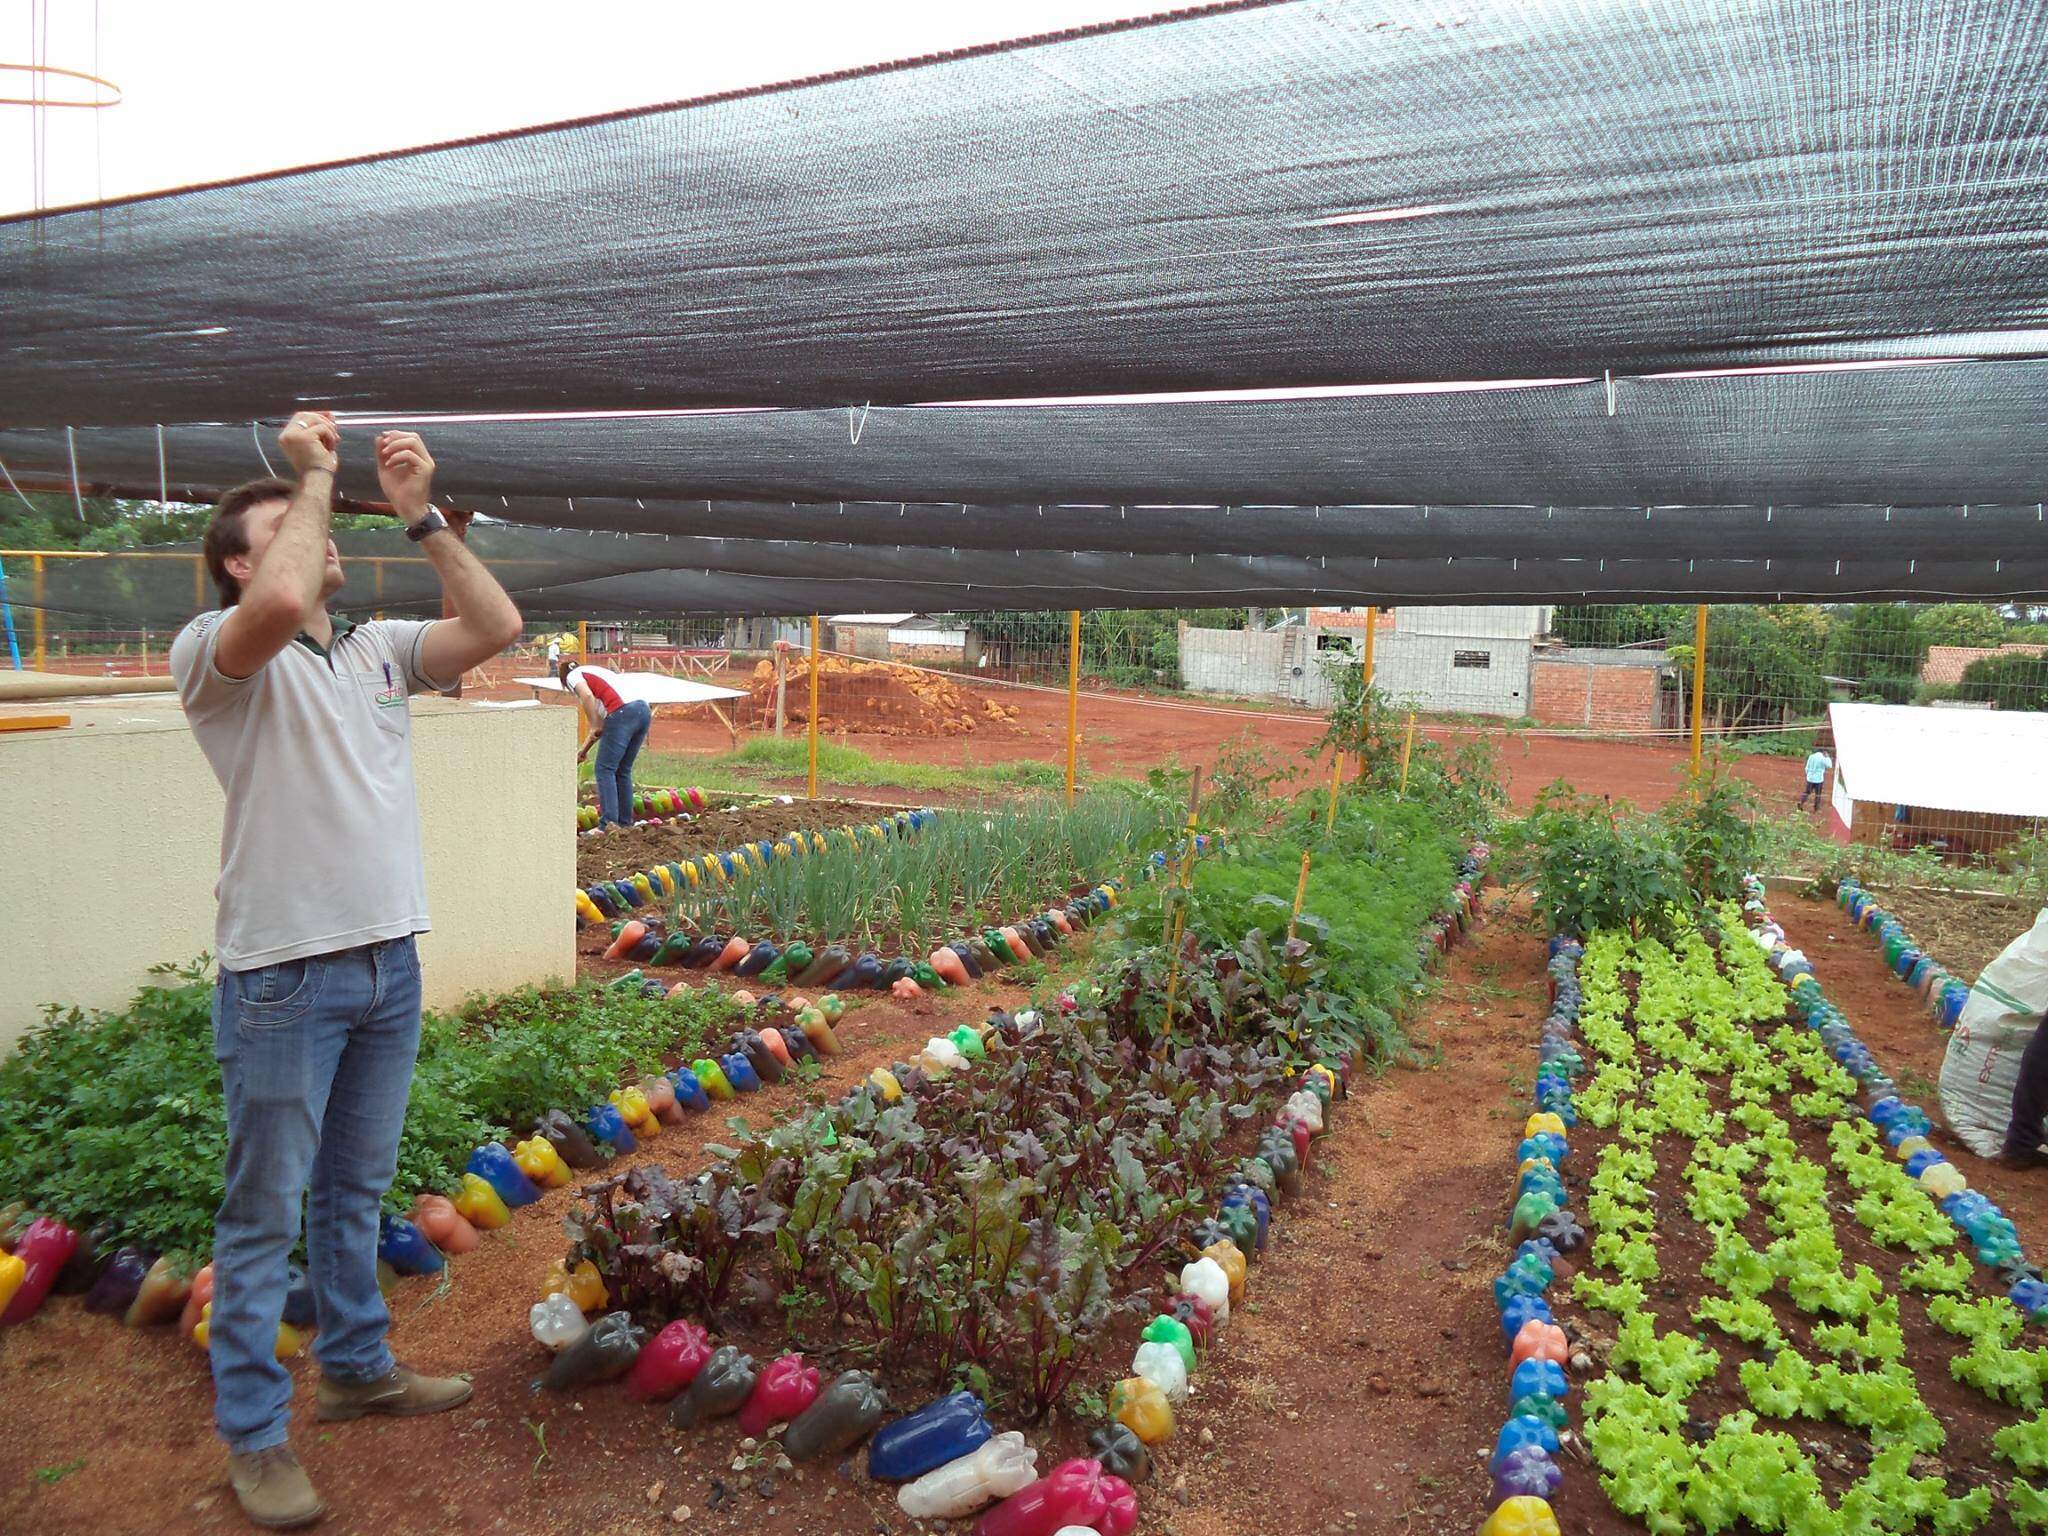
[1110,1375,1174,1444]
[1201,1239,1248,1306]
[1523,1112,1567,1139]
[542,1258,608,1314]
[610,1086,658,1134]
[191,1301,305,1360]
[1479,1496,1560,1536]
[869,1068,904,1104]
[0,1252,23,1316]
[453,1172,512,1231]
[514,1136,572,1189]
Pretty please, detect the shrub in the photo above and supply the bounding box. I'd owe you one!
[0,964,732,1259]
[1499,784,1688,939]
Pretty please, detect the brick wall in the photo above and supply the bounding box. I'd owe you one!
[1530,657,1664,730]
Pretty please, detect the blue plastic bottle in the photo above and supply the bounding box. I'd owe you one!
[720,1052,764,1093]
[467,1143,542,1207]
[866,1391,993,1481]
[1491,1415,1560,1473]
[1499,1293,1553,1341]
[670,1066,711,1113]
[1219,1185,1270,1251]
[1510,1358,1569,1404]
[377,1213,445,1275]
[586,1102,637,1155]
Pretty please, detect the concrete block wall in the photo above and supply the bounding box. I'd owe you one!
[0,696,576,1052]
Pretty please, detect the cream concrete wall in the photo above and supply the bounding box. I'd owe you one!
[0,695,575,1050]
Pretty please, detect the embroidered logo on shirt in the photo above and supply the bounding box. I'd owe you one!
[375,662,405,708]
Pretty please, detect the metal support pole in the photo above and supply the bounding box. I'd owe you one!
[32,555,45,672]
[1065,609,1081,803]
[577,618,588,659]
[774,645,788,739]
[807,614,821,800]
[193,554,206,610]
[1690,603,1709,775]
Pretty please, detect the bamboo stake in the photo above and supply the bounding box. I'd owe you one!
[1324,749,1344,833]
[807,614,822,800]
[1286,848,1313,943]
[1065,608,1081,804]
[1399,711,1417,797]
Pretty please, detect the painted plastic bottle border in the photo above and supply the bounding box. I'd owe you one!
[1830,877,1973,1031]
[1738,873,2042,1324]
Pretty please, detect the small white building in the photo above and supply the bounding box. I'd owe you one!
[1827,702,2048,859]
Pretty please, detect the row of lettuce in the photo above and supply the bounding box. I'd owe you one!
[511,780,1492,1531]
[1522,877,2048,1533]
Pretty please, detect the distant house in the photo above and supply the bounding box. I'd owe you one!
[1827,702,2048,859]
[826,613,975,665]
[1922,643,2048,687]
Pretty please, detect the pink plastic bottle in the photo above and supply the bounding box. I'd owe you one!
[624,1319,714,1402]
[737,1352,820,1436]
[972,1459,1138,1536]
[0,1218,77,1325]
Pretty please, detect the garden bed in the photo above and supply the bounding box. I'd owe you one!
[1854,886,2035,989]
[576,797,902,887]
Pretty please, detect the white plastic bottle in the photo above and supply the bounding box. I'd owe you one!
[898,1431,1040,1519]
[1131,1340,1190,1403]
[528,1294,588,1351]
[1178,1255,1230,1325]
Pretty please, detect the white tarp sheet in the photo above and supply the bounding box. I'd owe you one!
[520,673,745,706]
[1829,702,2048,820]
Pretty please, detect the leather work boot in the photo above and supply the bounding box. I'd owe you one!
[227,1444,326,1530]
[316,1363,474,1421]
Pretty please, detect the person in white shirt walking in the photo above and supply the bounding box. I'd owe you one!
[1798,746,1834,812]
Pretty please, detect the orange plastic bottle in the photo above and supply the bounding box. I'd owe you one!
[1109,1375,1174,1444]
[413,1194,481,1254]
[1201,1239,1247,1306]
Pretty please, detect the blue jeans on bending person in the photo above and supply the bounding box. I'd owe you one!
[209,937,422,1454]
[594,698,653,826]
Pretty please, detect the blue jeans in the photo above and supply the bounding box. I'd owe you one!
[594,699,653,826]
[210,936,423,1453]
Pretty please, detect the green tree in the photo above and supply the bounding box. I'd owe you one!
[1955,651,2048,712]
[1826,605,1928,702]
[1550,603,1688,647]
[1918,603,2009,649]
[1673,608,1830,728]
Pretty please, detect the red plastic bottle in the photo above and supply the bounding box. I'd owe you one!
[972,1458,1138,1536]
[737,1352,820,1436]
[0,1218,77,1325]
[625,1320,715,1402]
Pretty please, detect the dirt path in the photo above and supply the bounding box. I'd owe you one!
[1165,892,1584,1536]
[1769,893,2048,1244]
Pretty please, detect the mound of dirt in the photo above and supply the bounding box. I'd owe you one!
[749,656,1021,737]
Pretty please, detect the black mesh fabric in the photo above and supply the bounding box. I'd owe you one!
[4,0,2048,427]
[17,525,2048,628]
[9,362,2048,511]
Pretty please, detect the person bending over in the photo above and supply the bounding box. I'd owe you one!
[559,656,652,827]
[170,413,523,1530]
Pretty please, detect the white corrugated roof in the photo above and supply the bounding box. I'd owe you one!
[1830,702,2048,818]
[522,674,745,706]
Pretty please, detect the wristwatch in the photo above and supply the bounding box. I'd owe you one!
[405,506,451,542]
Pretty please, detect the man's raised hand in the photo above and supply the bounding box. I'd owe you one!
[279,411,339,476]
[375,430,436,522]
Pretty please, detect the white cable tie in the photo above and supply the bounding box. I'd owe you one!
[849,401,871,446]
[66,427,85,521]
[251,422,277,477]
[1604,369,1616,417]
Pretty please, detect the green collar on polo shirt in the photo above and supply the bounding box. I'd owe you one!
[293,615,357,665]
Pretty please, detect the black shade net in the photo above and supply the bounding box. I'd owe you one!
[14,525,2048,629]
[9,362,2048,512]
[5,0,2048,428]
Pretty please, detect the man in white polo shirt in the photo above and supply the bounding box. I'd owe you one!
[171,411,522,1530]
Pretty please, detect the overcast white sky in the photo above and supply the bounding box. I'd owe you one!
[3,0,1167,216]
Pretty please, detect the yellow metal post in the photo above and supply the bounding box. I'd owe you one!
[577,619,588,659]
[1356,610,1377,781]
[194,554,206,609]
[31,555,44,672]
[1690,603,1709,775]
[807,614,821,800]
[1286,848,1313,943]
[1324,749,1344,832]
[1065,609,1081,803]
[1399,711,1417,797]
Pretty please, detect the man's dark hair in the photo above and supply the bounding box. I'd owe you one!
[203,477,296,606]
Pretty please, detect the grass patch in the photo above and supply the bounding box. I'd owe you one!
[592,738,1101,799]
